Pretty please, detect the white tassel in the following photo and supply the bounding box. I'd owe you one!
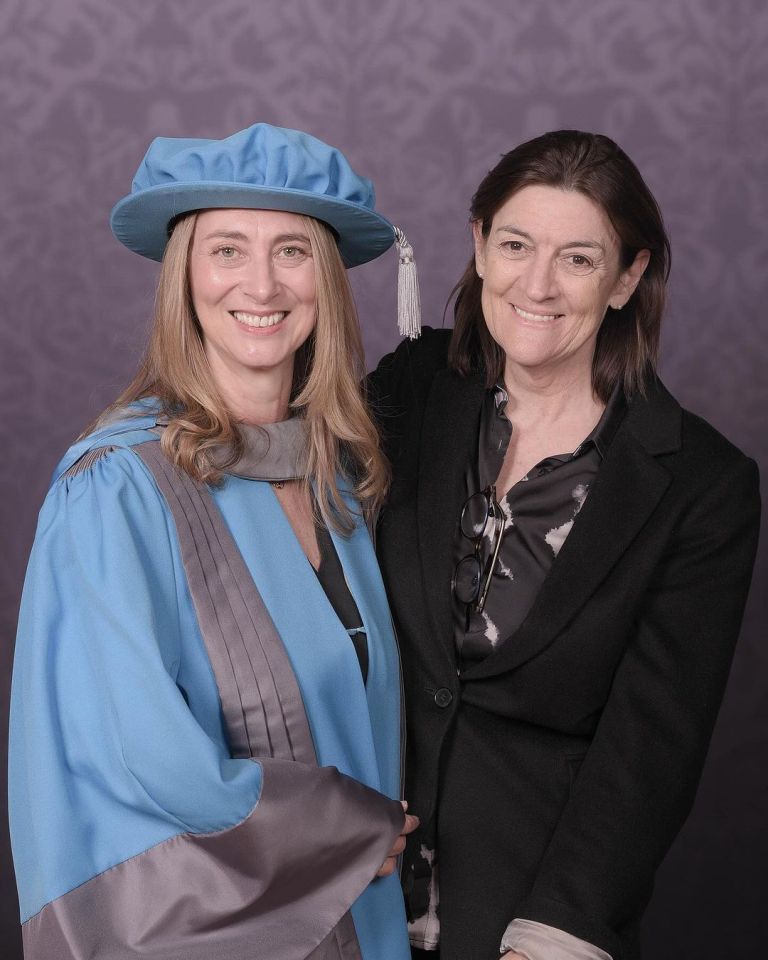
[394,226,421,339]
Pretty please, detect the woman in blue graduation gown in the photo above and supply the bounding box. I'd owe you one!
[9,123,417,960]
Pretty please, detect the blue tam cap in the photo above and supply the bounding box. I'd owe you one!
[110,123,397,267]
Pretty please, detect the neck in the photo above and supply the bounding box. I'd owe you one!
[208,357,295,426]
[502,358,602,429]
[206,350,293,424]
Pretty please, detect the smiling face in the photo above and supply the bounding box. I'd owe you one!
[473,184,648,388]
[188,208,317,410]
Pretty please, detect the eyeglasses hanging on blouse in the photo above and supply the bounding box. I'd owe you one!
[452,483,505,631]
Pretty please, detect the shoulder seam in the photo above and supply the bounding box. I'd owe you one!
[60,445,121,479]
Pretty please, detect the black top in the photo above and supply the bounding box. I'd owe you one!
[368,328,760,960]
[455,385,626,667]
[314,521,368,683]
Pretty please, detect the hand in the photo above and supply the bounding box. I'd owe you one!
[501,953,528,959]
[376,801,420,877]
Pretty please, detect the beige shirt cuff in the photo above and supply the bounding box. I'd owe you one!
[500,918,612,960]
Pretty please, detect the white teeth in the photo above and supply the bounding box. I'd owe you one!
[514,305,559,322]
[232,311,285,328]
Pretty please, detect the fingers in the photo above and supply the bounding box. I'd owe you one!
[383,813,418,862]
[376,824,415,876]
[376,802,422,879]
[399,801,420,834]
[376,856,397,878]
[389,834,407,857]
[402,813,420,835]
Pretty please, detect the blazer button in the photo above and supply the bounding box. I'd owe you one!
[434,688,453,708]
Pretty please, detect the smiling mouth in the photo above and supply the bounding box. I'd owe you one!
[513,305,563,322]
[231,311,286,328]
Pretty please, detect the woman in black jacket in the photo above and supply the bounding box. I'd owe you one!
[369,130,760,960]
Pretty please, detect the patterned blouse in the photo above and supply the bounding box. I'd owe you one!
[410,384,624,960]
[454,384,626,669]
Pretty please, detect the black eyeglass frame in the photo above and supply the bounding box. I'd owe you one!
[452,483,505,621]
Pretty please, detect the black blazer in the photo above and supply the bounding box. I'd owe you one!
[369,329,760,960]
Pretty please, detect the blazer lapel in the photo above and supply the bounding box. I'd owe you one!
[417,369,485,666]
[463,381,682,680]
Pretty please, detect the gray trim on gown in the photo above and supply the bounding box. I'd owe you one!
[24,441,404,960]
[23,759,401,960]
[136,440,315,763]
[156,413,311,481]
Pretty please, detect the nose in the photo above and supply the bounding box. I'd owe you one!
[241,252,280,303]
[520,252,557,302]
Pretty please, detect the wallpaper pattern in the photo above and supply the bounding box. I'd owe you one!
[1,1,766,956]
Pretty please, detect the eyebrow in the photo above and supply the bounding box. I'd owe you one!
[274,233,311,245]
[495,224,606,253]
[200,230,249,242]
[198,230,311,244]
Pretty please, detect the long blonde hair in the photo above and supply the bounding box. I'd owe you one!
[96,211,389,531]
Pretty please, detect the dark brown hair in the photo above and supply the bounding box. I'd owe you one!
[448,130,671,400]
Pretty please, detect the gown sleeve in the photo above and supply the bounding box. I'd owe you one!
[9,446,404,960]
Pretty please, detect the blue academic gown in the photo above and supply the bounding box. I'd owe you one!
[9,415,410,960]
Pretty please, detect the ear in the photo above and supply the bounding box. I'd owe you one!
[472,220,487,279]
[610,249,650,309]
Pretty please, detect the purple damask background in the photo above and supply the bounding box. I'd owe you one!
[1,1,766,956]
